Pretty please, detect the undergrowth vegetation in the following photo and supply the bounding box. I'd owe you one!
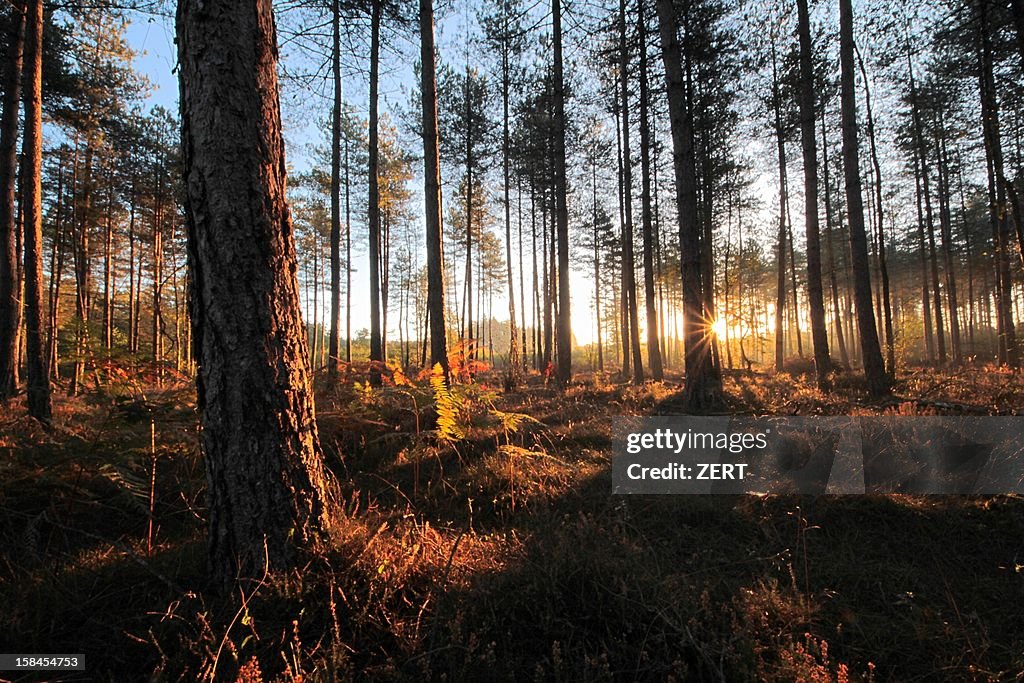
[2,363,1023,680]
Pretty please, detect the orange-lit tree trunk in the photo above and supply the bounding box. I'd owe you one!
[0,2,26,399]
[21,0,49,422]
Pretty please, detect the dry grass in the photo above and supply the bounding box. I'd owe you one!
[2,366,1024,680]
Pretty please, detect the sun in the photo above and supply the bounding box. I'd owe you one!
[711,318,727,338]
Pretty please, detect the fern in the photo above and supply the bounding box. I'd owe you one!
[99,462,151,513]
[491,409,541,436]
[430,363,464,442]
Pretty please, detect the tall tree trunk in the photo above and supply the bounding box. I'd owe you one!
[977,0,1017,367]
[856,48,894,375]
[177,0,339,582]
[103,171,114,352]
[839,0,889,396]
[618,0,643,385]
[153,175,163,383]
[820,107,849,368]
[797,0,831,390]
[368,0,383,385]
[127,176,137,354]
[552,0,571,386]
[48,151,66,378]
[770,44,787,372]
[71,143,93,396]
[518,176,527,371]
[420,0,449,380]
[912,141,934,362]
[657,0,722,410]
[614,102,630,375]
[21,0,48,422]
[345,127,352,363]
[936,113,961,363]
[592,156,604,372]
[638,0,663,381]
[0,2,26,399]
[500,14,520,389]
[328,0,341,384]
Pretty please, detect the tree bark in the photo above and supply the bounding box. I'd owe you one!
[770,43,787,372]
[976,0,1017,367]
[368,0,383,384]
[839,0,889,396]
[420,0,449,380]
[0,2,26,399]
[21,0,48,422]
[638,0,663,381]
[552,0,571,386]
[328,0,341,384]
[499,4,520,389]
[177,0,339,582]
[820,106,849,368]
[618,0,643,385]
[856,48,894,375]
[797,0,831,390]
[657,0,722,410]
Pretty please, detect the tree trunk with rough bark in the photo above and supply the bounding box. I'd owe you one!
[328,0,341,385]
[656,0,722,411]
[368,0,383,385]
[21,0,48,422]
[839,0,889,396]
[0,2,26,400]
[177,0,339,583]
[420,0,449,381]
[797,0,831,390]
[638,0,663,381]
[552,0,571,387]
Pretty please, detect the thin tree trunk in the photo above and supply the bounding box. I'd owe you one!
[368,0,383,385]
[71,143,94,396]
[420,0,449,379]
[820,107,849,367]
[839,0,889,396]
[592,155,603,373]
[977,0,1017,367]
[552,0,571,386]
[500,8,520,389]
[638,0,662,380]
[797,0,832,390]
[0,2,26,399]
[22,0,48,422]
[856,47,894,375]
[770,43,787,372]
[103,169,114,352]
[328,0,341,384]
[48,150,66,378]
[618,0,643,385]
[936,113,961,363]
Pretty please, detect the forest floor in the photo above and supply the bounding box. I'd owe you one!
[2,363,1024,681]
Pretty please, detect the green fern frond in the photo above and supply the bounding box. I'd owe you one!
[491,409,542,435]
